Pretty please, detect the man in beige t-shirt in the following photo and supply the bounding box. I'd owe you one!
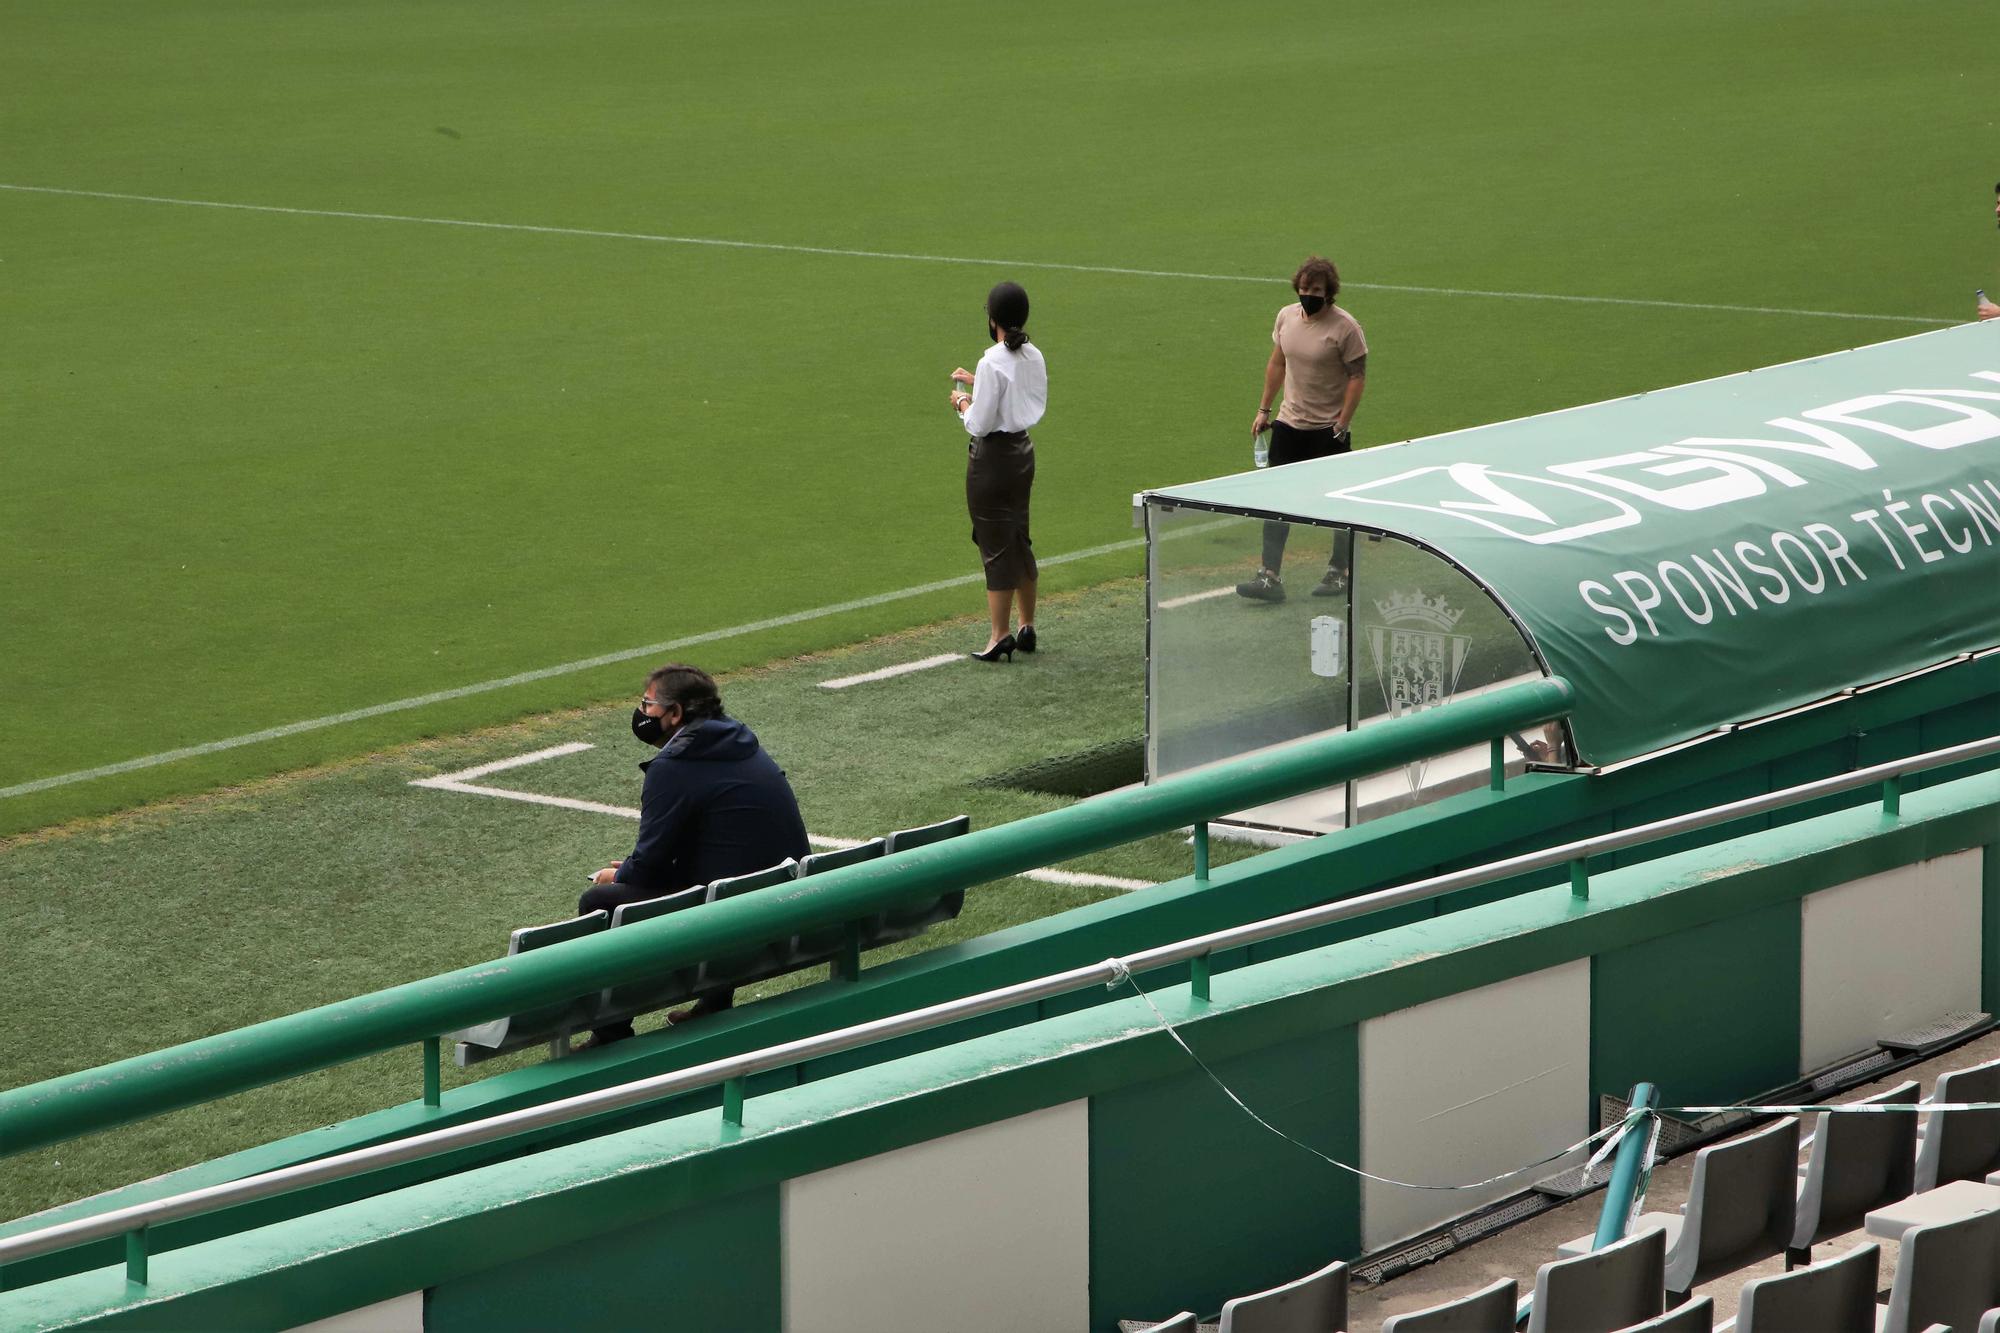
[1237,255,1369,602]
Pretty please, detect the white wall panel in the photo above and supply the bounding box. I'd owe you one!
[782,1100,1089,1333]
[1359,959,1590,1251]
[1800,849,1982,1071]
[287,1290,422,1331]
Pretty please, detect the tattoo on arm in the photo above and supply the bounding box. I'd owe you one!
[1345,355,1367,377]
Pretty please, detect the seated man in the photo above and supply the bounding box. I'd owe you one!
[581,663,810,1043]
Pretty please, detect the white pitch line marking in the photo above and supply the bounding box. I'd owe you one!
[410,740,595,783]
[407,746,1152,892]
[0,534,1144,801]
[0,183,1954,327]
[1157,585,1238,610]
[819,654,964,690]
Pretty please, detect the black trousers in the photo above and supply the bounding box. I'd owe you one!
[1261,421,1354,574]
[578,880,734,1030]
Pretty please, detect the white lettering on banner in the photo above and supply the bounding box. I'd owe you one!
[1327,465,1643,544]
[1575,479,2000,645]
[1328,368,2000,545]
[1802,394,2000,451]
[1951,485,2000,542]
[1801,524,1865,585]
[1549,450,1772,511]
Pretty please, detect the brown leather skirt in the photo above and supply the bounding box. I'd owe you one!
[965,430,1037,591]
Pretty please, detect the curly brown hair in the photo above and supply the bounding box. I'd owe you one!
[644,663,726,722]
[1291,255,1341,303]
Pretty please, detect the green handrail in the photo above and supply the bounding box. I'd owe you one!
[0,677,1572,1159]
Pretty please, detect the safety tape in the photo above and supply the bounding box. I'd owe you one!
[1105,959,1643,1192]
[1670,1102,2000,1115]
[1100,960,1996,1194]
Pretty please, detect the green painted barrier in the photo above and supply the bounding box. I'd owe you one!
[0,677,1572,1159]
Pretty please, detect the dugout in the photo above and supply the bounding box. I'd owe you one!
[1142,321,2000,835]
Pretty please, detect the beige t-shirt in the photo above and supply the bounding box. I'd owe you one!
[1273,303,1368,429]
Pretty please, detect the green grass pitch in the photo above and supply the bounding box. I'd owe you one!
[2,0,1997,1221]
[3,0,1991,834]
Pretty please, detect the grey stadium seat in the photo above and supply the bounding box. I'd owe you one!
[451,910,610,1065]
[693,859,800,994]
[1981,1307,2000,1333]
[1614,1295,1712,1331]
[785,838,886,970]
[1788,1080,1916,1268]
[590,885,710,1032]
[1880,1205,2000,1333]
[861,815,971,947]
[1527,1225,1666,1333]
[1381,1276,1516,1332]
[1217,1256,1348,1333]
[1735,1242,1878,1333]
[1915,1056,2000,1192]
[1141,1315,1200,1333]
[1659,1117,1800,1301]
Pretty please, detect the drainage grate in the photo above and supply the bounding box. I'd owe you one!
[1808,1049,1896,1094]
[1880,1011,1992,1056]
[1352,1190,1559,1286]
[1535,1158,1615,1199]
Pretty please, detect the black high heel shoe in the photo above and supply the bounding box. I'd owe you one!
[970,633,1016,663]
[1016,625,1037,653]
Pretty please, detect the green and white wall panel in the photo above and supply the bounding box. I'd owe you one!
[782,1101,1090,1332]
[1798,849,1982,1070]
[1359,960,1590,1251]
[8,780,1999,1333]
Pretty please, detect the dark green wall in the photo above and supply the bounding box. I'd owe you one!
[1591,899,1801,1112]
[425,1186,780,1333]
[1088,1026,1359,1332]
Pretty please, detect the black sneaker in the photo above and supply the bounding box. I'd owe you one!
[1235,569,1285,602]
[1312,570,1347,598]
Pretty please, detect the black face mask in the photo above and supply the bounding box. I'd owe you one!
[631,707,668,748]
[1299,293,1328,316]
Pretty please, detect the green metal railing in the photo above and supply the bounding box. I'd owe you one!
[0,677,1575,1160]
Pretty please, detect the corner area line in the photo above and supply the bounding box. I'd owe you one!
[0,183,1953,326]
[0,535,1143,802]
[1157,585,1237,610]
[410,741,594,784]
[818,654,963,690]
[408,746,1152,891]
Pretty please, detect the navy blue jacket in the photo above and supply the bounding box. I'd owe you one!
[614,718,811,893]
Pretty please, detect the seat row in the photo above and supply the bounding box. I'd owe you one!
[1124,1213,2000,1333]
[451,816,970,1064]
[1123,1057,2000,1332]
[1388,1056,2000,1332]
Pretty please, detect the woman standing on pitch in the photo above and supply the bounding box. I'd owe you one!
[949,281,1047,662]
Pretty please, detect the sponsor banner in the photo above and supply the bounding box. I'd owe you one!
[1150,323,2000,764]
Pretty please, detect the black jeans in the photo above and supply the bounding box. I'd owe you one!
[577,879,734,1035]
[1260,421,1354,574]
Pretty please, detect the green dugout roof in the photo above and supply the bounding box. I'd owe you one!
[1148,322,2000,767]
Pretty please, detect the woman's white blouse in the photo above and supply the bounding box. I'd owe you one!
[959,340,1047,437]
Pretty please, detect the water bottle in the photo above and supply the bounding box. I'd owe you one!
[1253,425,1270,469]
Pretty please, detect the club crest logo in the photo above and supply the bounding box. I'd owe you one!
[1365,592,1471,790]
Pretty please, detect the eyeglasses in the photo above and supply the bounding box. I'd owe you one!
[637,696,664,711]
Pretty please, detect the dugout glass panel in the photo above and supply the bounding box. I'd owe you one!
[1349,533,1562,824]
[1145,503,1353,834]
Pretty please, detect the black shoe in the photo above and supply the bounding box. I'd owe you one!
[1311,570,1347,598]
[1017,625,1037,653]
[970,633,1017,662]
[1235,570,1285,602]
[574,1021,635,1053]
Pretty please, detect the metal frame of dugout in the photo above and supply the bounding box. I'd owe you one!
[1141,320,2000,837]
